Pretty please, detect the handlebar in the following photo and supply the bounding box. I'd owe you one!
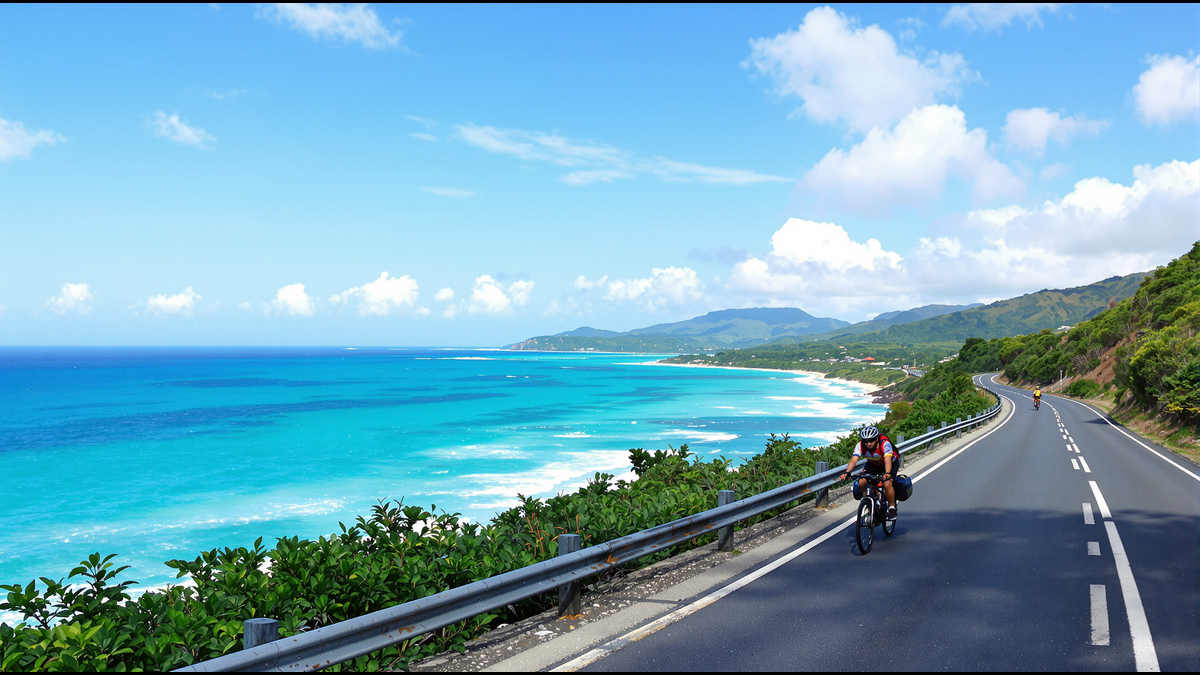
[840,471,893,483]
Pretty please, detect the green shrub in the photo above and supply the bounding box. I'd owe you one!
[1063,379,1102,398]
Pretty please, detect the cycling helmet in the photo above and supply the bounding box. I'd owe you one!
[860,426,880,441]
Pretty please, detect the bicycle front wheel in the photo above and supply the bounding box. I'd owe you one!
[856,498,874,554]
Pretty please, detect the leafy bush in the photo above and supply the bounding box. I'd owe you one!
[1063,379,1102,398]
[1,391,996,672]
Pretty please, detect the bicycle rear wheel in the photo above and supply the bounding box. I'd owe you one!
[856,498,874,554]
[882,502,896,537]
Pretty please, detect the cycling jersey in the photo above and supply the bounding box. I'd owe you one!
[853,437,897,464]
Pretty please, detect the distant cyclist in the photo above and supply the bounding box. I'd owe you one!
[840,426,899,520]
[1034,387,1042,410]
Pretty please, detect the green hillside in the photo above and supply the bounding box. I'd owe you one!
[510,307,847,352]
[910,242,1198,450]
[793,303,982,342]
[847,272,1147,344]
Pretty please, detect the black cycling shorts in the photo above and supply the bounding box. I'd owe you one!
[862,454,901,477]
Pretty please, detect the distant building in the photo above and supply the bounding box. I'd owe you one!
[863,356,875,362]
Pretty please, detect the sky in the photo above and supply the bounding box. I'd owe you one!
[1,3,1197,346]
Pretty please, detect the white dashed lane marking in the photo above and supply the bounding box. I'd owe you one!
[1092,585,1111,646]
[1083,503,1095,525]
[1072,458,1081,471]
[1079,457,1092,473]
[1089,481,1113,519]
[1088,541,1101,556]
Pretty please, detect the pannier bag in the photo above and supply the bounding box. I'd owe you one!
[851,480,863,500]
[893,474,914,502]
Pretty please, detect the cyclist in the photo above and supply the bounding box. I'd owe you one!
[1034,387,1041,410]
[840,426,899,520]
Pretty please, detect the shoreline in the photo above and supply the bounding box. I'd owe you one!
[644,359,883,396]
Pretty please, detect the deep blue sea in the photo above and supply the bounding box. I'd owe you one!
[0,347,883,594]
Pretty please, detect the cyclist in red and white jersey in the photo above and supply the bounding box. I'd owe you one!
[840,426,900,520]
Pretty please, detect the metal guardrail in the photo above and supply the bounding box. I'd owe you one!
[178,390,1003,672]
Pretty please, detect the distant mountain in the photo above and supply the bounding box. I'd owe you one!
[554,326,621,337]
[796,303,985,342]
[850,273,1148,344]
[510,307,849,352]
[626,308,848,344]
[873,303,984,323]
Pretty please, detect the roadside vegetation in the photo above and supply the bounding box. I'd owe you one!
[1,386,995,672]
[931,242,1198,451]
[663,341,959,388]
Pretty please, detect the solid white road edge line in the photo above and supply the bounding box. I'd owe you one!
[1079,456,1092,473]
[1105,521,1160,671]
[549,392,1018,672]
[1057,397,1199,481]
[1083,503,1095,525]
[1091,584,1110,646]
[1089,481,1112,519]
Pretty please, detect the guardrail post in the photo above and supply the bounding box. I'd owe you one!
[557,534,582,617]
[955,417,962,438]
[717,490,736,551]
[813,463,829,508]
[243,618,279,649]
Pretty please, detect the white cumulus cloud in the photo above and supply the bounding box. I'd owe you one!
[272,283,314,316]
[149,112,215,147]
[434,287,455,302]
[45,283,94,315]
[1003,108,1107,155]
[574,275,608,290]
[0,117,64,161]
[1133,54,1200,126]
[769,219,902,272]
[330,272,419,316]
[728,221,904,313]
[942,3,1065,32]
[605,267,704,311]
[745,6,975,132]
[146,287,200,315]
[258,3,401,49]
[804,104,1023,212]
[729,159,1198,318]
[468,276,535,314]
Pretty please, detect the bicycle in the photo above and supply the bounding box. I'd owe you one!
[851,473,896,554]
[1034,397,1041,411]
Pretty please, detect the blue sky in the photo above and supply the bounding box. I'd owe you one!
[1,3,1197,346]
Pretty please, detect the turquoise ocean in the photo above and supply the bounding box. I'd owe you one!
[0,347,884,594]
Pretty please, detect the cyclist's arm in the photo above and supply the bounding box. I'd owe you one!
[842,451,860,479]
[882,452,892,478]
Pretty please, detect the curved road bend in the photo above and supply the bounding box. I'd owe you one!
[560,374,1198,672]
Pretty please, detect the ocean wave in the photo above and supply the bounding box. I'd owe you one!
[553,431,592,438]
[661,429,739,443]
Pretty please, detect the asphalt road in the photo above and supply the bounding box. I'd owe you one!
[577,375,1199,672]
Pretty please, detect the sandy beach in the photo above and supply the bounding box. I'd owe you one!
[642,359,883,395]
